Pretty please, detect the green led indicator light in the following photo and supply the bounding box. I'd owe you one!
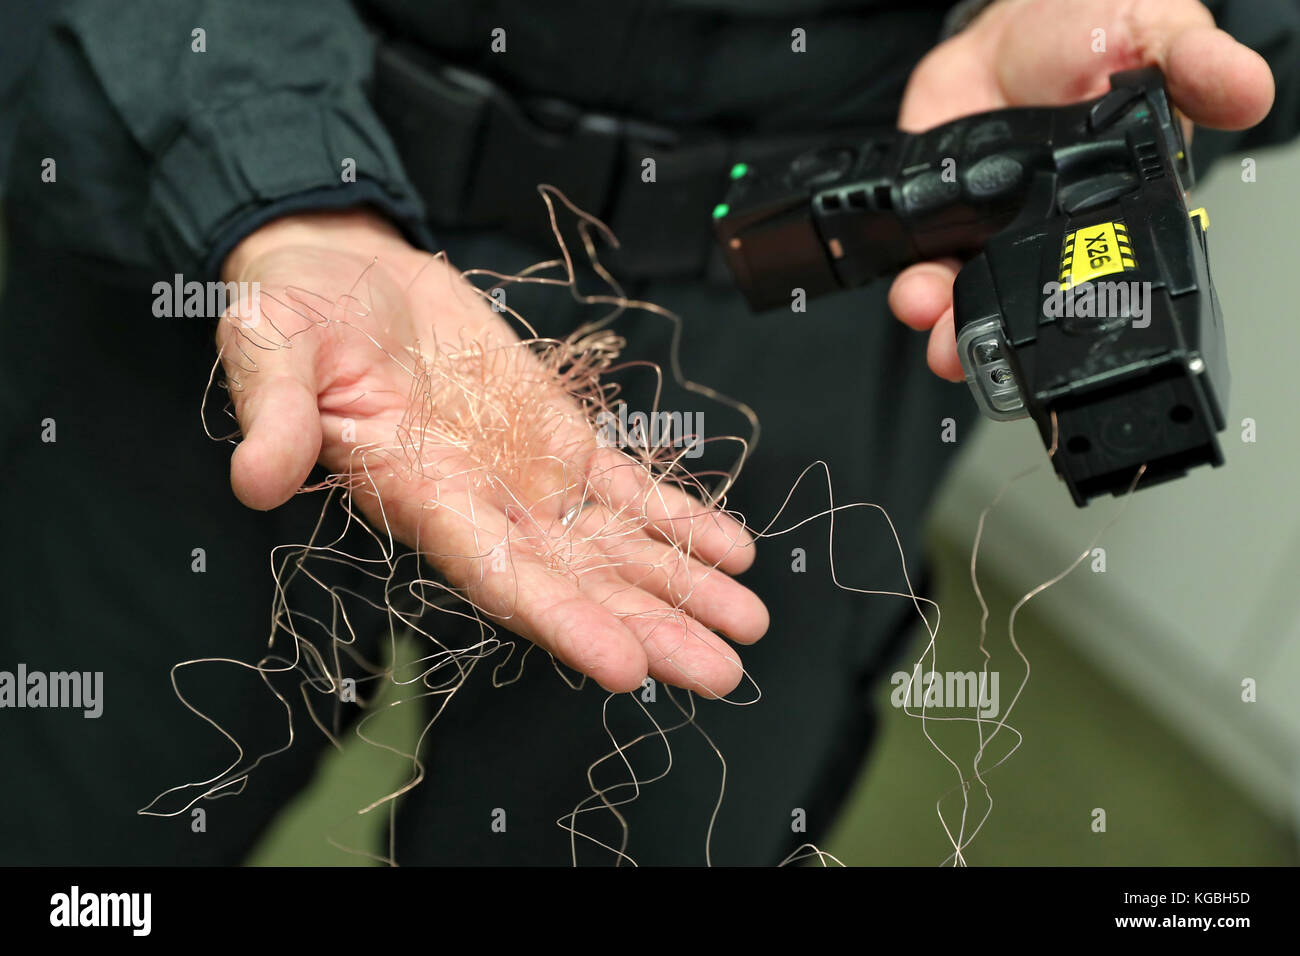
[1133,108,1149,119]
[729,163,749,180]
[712,203,730,219]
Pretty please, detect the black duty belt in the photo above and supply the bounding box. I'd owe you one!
[371,37,870,281]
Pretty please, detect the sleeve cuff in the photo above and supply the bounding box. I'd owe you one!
[146,88,435,280]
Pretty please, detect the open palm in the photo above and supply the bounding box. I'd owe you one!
[218,217,767,696]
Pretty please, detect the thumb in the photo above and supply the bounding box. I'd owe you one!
[992,1,1273,129]
[1163,27,1274,131]
[219,318,323,511]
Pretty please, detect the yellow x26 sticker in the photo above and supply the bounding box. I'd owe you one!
[1060,221,1136,289]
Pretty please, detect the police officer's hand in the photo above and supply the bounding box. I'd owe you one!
[218,209,767,696]
[888,0,1274,381]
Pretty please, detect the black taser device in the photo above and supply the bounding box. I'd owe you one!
[714,67,1227,506]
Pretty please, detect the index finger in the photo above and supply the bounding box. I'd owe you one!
[588,447,757,575]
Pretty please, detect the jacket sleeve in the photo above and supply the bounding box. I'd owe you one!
[1193,0,1300,173]
[8,0,432,280]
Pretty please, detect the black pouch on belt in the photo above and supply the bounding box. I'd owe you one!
[369,36,871,282]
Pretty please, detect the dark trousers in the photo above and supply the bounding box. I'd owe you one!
[0,226,973,865]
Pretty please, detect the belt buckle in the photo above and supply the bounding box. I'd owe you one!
[452,68,634,239]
